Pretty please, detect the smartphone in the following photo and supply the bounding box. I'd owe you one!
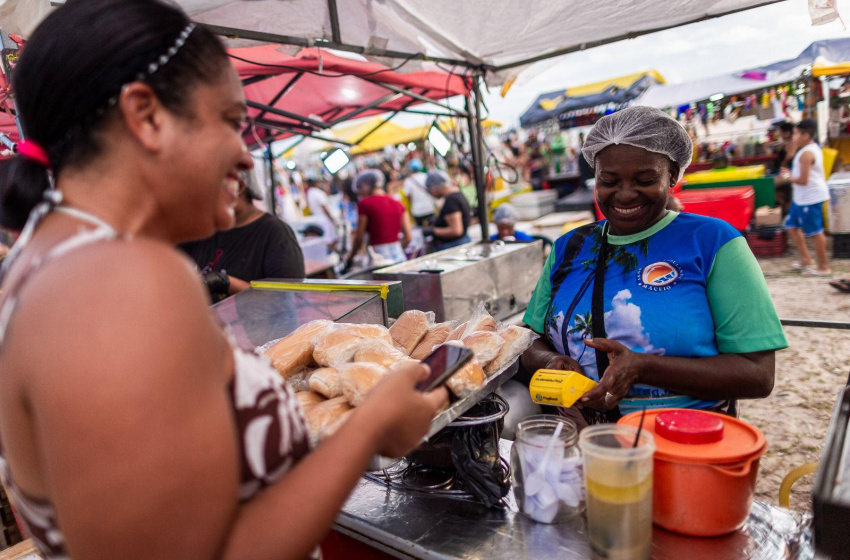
[416,344,474,392]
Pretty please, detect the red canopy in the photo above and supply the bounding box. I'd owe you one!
[230,46,471,145]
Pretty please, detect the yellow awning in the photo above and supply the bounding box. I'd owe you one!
[538,70,666,111]
[813,61,850,77]
[328,118,430,155]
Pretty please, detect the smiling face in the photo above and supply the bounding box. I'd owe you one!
[155,65,252,240]
[594,144,677,236]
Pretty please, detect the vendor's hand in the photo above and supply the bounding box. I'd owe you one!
[359,363,448,458]
[580,338,643,411]
[779,167,791,180]
[422,227,434,239]
[543,353,585,375]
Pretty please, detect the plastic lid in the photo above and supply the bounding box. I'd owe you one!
[654,410,724,445]
[618,408,767,464]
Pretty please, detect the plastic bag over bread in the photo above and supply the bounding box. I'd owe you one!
[461,331,504,368]
[308,367,343,398]
[305,396,352,443]
[445,321,468,342]
[312,323,393,366]
[265,320,332,377]
[485,325,538,375]
[389,310,434,355]
[338,362,389,406]
[460,302,498,338]
[445,357,486,398]
[353,341,408,368]
[286,368,315,393]
[410,321,457,360]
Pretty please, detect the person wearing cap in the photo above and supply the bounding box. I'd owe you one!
[402,158,435,227]
[521,106,787,426]
[424,170,472,252]
[180,171,305,301]
[490,204,534,242]
[344,169,411,271]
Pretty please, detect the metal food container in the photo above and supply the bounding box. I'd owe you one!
[829,172,850,234]
[372,241,544,323]
[213,279,403,349]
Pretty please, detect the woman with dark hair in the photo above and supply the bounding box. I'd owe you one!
[521,106,786,426]
[0,2,446,559]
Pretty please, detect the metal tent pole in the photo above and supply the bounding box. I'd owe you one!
[465,75,488,242]
[266,144,276,216]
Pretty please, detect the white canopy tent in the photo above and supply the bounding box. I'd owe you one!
[635,68,803,110]
[2,0,786,84]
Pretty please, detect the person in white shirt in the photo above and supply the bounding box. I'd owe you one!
[305,179,340,250]
[402,158,435,226]
[780,119,831,276]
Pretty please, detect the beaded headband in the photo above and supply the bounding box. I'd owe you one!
[97,22,196,117]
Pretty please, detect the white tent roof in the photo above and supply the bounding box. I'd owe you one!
[634,67,803,110]
[1,0,785,83]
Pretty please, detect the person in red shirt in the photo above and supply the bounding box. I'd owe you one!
[344,169,411,271]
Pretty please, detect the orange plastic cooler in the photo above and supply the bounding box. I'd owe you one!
[675,186,755,231]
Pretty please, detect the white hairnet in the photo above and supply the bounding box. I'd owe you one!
[581,106,693,182]
[353,169,385,194]
[492,204,518,224]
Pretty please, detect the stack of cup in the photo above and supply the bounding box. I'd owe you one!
[511,415,584,524]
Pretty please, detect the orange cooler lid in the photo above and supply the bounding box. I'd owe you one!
[618,408,767,464]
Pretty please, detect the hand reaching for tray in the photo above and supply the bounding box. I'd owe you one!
[359,362,449,458]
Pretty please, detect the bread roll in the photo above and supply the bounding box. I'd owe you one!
[485,326,538,375]
[338,362,389,406]
[461,331,504,367]
[389,358,422,373]
[446,357,486,398]
[354,341,408,368]
[295,391,326,411]
[410,322,455,360]
[265,320,332,377]
[445,321,468,342]
[305,396,352,442]
[313,323,393,366]
[389,310,432,355]
[308,367,342,398]
[320,408,354,440]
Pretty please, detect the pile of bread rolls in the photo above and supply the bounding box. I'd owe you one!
[264,305,537,445]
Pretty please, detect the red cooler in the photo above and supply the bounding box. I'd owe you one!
[676,186,755,231]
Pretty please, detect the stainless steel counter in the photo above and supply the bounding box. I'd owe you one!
[373,242,544,323]
[336,441,813,560]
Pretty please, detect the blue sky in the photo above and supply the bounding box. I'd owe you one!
[483,1,850,127]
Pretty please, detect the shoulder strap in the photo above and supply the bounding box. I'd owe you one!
[542,222,598,346]
[590,222,621,422]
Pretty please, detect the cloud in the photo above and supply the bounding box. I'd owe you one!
[602,289,665,356]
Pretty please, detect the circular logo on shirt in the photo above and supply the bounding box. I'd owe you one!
[638,261,683,292]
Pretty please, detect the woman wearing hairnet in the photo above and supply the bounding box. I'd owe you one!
[344,169,411,271]
[423,170,472,252]
[520,107,787,425]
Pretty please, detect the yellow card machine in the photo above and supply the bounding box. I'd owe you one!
[529,369,598,408]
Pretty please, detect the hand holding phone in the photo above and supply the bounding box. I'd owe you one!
[416,344,474,392]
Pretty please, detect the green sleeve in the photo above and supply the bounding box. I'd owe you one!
[707,237,789,353]
[523,249,557,334]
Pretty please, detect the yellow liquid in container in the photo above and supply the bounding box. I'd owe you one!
[528,369,598,408]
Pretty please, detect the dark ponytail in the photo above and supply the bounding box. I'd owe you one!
[0,0,230,230]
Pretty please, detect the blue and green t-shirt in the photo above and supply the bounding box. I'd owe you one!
[523,212,788,414]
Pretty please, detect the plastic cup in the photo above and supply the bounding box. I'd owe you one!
[579,425,656,560]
